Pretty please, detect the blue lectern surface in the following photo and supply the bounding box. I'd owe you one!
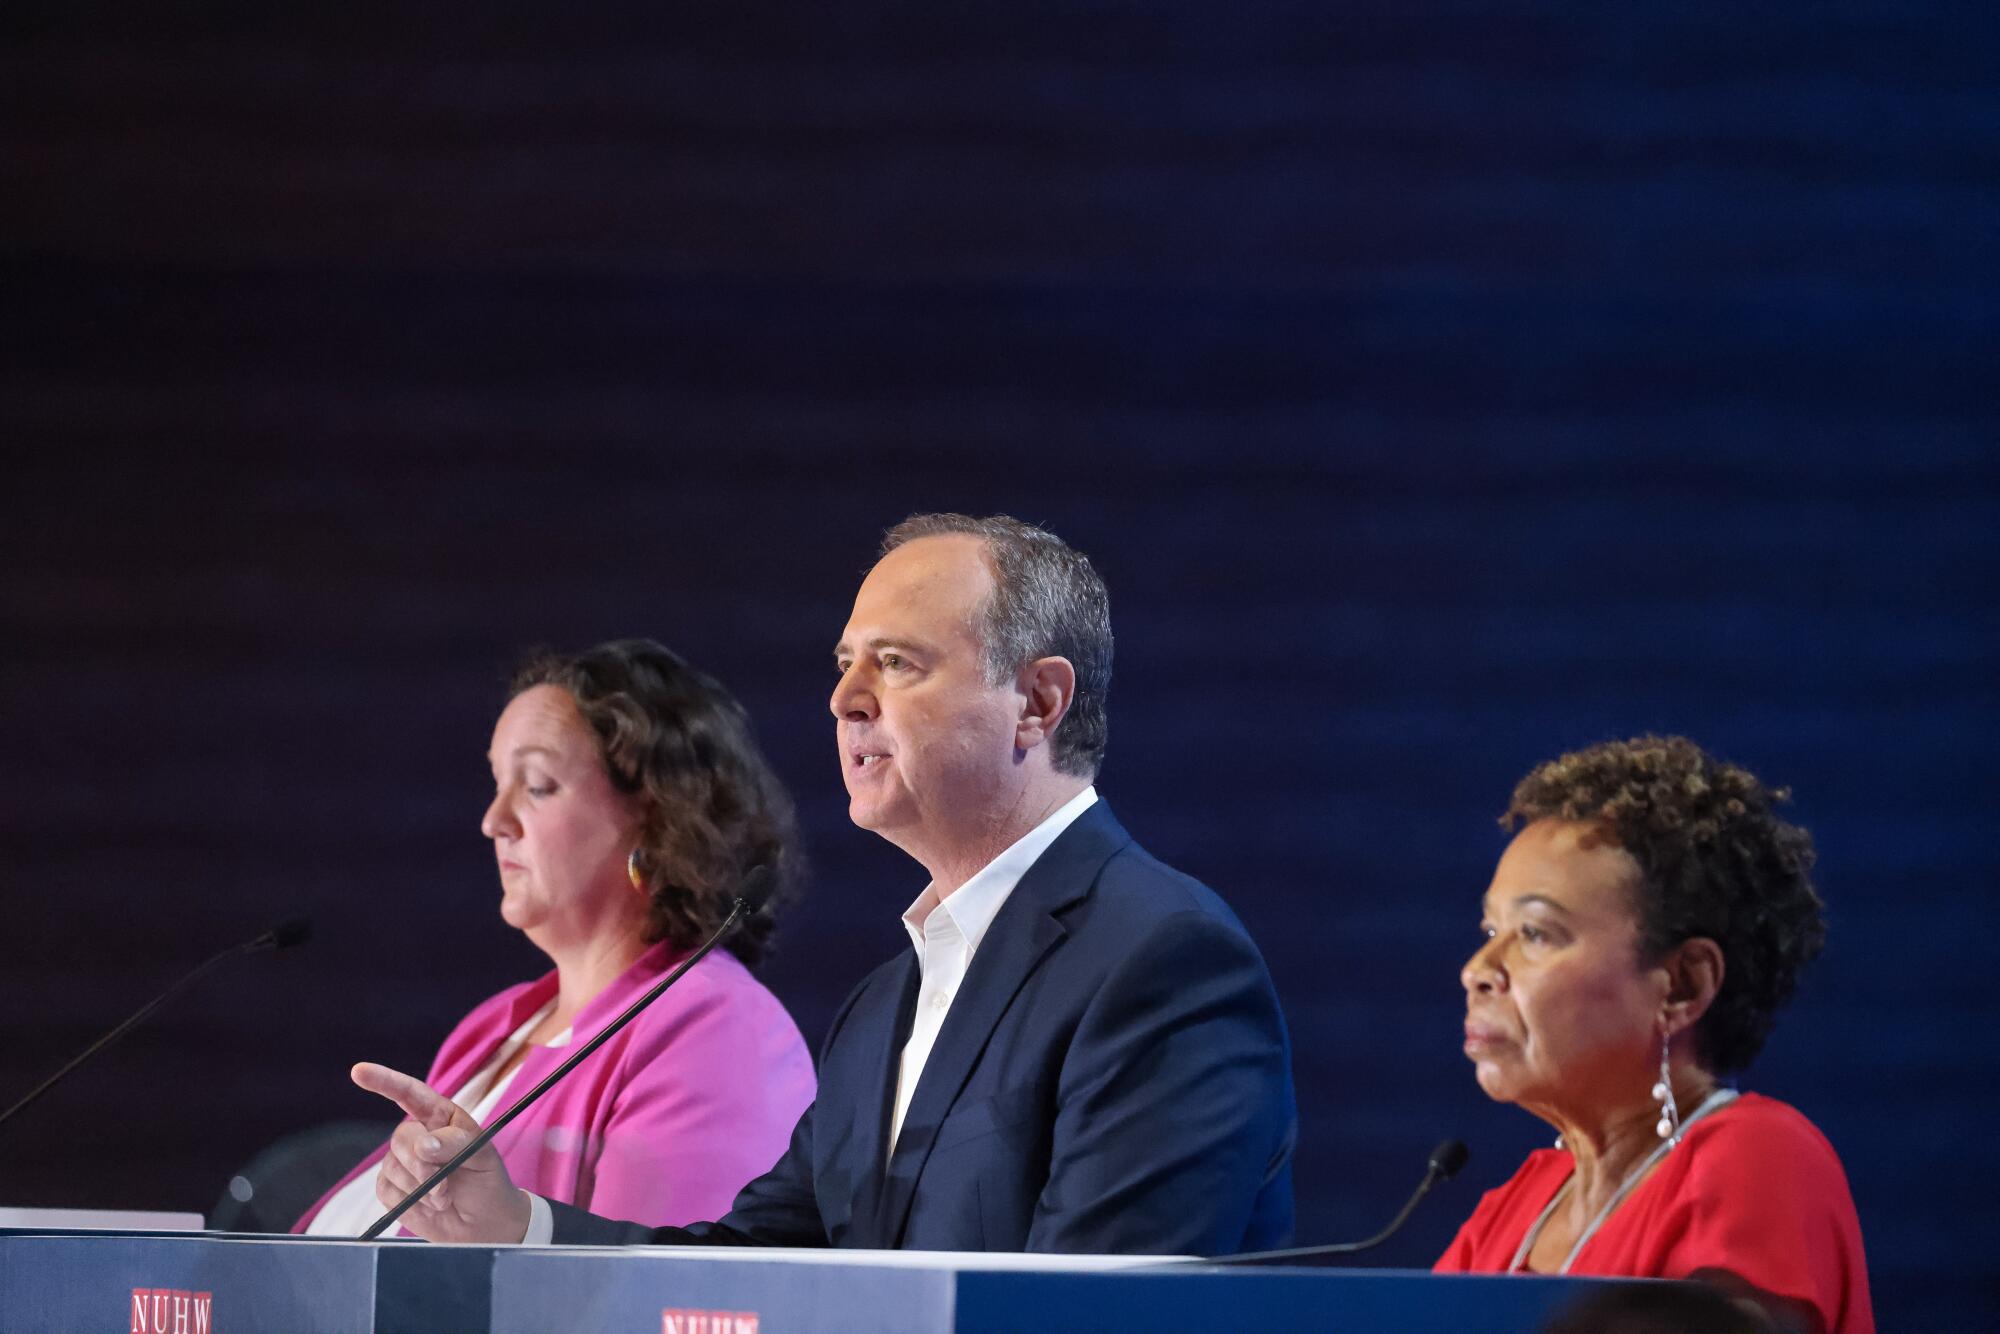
[1,1232,1639,1332]
[0,1230,492,1334]
[490,1248,1621,1334]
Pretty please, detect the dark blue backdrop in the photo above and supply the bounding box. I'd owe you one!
[2,3,1994,1325]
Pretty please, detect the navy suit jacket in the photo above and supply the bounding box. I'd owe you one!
[550,802,1296,1253]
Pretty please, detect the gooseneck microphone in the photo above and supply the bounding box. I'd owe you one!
[0,917,313,1132]
[1187,1138,1470,1267]
[360,869,774,1241]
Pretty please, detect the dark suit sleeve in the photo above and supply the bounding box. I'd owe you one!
[693,1092,829,1245]
[1027,909,1295,1255]
[546,1102,821,1246]
[547,974,878,1248]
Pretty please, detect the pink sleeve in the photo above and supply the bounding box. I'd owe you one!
[292,990,523,1233]
[582,980,817,1228]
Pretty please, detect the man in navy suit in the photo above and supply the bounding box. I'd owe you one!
[358,513,1296,1253]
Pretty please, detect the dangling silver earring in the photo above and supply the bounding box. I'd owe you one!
[1651,1030,1681,1146]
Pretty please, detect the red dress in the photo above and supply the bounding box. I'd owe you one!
[1434,1093,1873,1334]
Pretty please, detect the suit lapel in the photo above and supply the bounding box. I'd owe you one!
[843,953,919,1248]
[874,802,1133,1248]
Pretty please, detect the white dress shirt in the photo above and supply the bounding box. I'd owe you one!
[519,785,1099,1245]
[889,785,1098,1153]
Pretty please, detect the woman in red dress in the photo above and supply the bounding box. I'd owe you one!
[1435,736,1872,1334]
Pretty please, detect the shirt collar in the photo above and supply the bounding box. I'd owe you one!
[901,786,1099,956]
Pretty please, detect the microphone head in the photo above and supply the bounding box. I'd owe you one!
[734,865,777,916]
[1428,1139,1470,1180]
[267,917,313,951]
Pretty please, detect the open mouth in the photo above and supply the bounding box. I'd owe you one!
[851,752,890,770]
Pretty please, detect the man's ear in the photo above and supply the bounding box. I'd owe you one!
[1015,656,1077,753]
[1662,936,1725,1039]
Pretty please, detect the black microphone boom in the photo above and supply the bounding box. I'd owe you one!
[1190,1138,1470,1267]
[359,871,772,1241]
[258,917,314,952]
[0,917,313,1132]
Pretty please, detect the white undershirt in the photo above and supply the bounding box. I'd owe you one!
[889,785,1098,1154]
[307,1000,568,1237]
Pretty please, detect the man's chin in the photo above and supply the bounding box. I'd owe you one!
[846,794,913,836]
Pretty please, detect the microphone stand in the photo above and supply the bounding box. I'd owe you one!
[0,920,310,1132]
[1154,1140,1469,1268]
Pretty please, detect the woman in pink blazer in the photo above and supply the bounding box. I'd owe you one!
[297,640,815,1234]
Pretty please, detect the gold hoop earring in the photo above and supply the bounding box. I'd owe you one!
[627,848,645,892]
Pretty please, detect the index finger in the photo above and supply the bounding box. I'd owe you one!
[352,1062,459,1130]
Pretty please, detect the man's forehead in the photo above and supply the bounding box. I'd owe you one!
[842,538,993,632]
[868,533,993,590]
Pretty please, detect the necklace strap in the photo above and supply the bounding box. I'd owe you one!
[1507,1088,1738,1274]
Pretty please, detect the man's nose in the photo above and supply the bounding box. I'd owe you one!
[830,667,877,721]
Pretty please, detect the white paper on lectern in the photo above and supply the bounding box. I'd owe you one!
[0,1206,204,1231]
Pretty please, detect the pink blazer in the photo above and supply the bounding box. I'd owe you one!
[294,939,816,1231]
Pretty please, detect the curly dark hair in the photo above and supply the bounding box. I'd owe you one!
[1502,735,1826,1074]
[509,639,800,966]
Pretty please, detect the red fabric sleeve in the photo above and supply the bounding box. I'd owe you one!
[1639,1102,1871,1334]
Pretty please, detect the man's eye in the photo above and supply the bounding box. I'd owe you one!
[1519,924,1546,944]
[882,653,905,670]
[527,783,555,798]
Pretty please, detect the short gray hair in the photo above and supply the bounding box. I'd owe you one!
[881,513,1112,778]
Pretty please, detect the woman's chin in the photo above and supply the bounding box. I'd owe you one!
[498,896,539,932]
[1471,1063,1521,1105]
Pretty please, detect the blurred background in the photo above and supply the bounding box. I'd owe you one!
[2,2,1994,1325]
